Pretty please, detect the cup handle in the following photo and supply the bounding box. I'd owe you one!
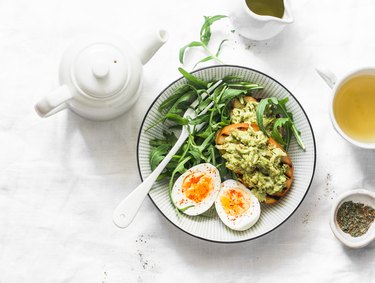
[34,85,73,118]
[316,68,337,89]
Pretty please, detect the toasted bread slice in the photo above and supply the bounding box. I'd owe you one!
[215,123,249,145]
[216,123,293,204]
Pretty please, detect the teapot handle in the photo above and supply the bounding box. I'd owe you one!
[35,85,73,118]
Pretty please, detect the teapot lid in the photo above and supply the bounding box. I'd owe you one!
[72,42,129,99]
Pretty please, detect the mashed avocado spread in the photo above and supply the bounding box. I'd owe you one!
[231,101,275,131]
[217,100,290,202]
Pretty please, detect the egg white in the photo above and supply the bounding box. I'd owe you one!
[215,179,261,231]
[171,163,221,216]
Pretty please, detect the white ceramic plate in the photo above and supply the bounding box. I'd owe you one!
[137,65,316,243]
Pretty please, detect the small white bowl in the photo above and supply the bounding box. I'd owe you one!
[330,189,375,248]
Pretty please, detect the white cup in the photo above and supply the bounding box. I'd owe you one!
[317,67,375,149]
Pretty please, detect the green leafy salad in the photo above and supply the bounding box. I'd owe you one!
[148,68,304,207]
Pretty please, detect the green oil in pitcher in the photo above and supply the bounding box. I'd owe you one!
[245,0,285,18]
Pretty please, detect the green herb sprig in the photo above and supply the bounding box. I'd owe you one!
[256,97,305,150]
[179,15,227,68]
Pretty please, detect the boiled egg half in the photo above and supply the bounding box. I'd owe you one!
[215,179,261,231]
[171,163,221,216]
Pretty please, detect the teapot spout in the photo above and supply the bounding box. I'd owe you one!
[137,29,169,65]
[35,85,73,118]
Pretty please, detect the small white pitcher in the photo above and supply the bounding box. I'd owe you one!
[229,0,294,41]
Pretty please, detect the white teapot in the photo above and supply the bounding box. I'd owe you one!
[35,30,168,121]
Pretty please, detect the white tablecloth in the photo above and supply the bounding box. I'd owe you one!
[0,0,374,282]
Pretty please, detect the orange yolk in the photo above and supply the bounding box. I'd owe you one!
[220,188,250,217]
[182,172,213,203]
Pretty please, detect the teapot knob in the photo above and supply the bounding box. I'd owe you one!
[92,60,110,79]
[67,41,130,99]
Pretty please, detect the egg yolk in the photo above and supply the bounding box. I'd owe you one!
[182,172,213,203]
[220,188,250,217]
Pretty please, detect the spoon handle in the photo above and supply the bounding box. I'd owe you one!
[112,132,187,228]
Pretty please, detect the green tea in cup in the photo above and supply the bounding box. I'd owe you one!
[333,74,375,143]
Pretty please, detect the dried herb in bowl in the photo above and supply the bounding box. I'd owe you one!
[336,201,375,237]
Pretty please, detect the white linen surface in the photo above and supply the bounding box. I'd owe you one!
[0,0,374,282]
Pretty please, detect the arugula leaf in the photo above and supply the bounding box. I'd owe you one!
[168,90,197,115]
[193,55,216,69]
[227,82,263,90]
[216,39,228,57]
[256,97,305,150]
[164,113,188,125]
[178,67,207,89]
[169,156,192,198]
[200,15,226,45]
[220,88,248,103]
[159,84,193,111]
[179,15,227,68]
[150,132,178,170]
[272,118,290,146]
[150,144,172,171]
[256,99,271,135]
[191,132,216,153]
[149,132,177,147]
[179,41,203,64]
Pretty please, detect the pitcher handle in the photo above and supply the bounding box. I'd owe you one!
[316,68,337,89]
[35,85,73,118]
